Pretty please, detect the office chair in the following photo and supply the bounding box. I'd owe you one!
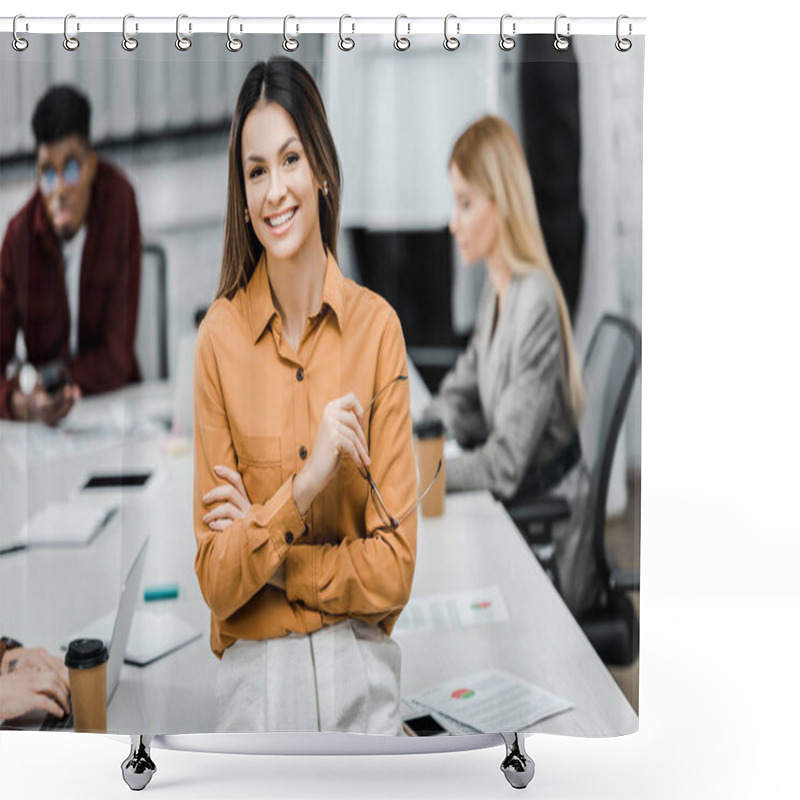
[508,314,641,666]
[135,242,169,381]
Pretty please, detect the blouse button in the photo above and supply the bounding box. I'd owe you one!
[299,446,308,460]
[285,531,294,545]
[296,367,304,382]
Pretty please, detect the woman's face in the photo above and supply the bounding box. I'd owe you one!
[448,163,500,267]
[241,101,322,264]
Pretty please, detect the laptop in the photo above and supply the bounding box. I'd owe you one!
[41,537,150,730]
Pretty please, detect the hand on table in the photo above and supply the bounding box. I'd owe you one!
[10,383,81,427]
[0,647,71,720]
[1,645,68,679]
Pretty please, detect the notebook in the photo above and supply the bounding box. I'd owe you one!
[64,607,202,667]
[15,501,117,548]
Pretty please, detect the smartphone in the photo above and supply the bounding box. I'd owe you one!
[39,359,71,395]
[83,473,153,490]
[402,714,449,737]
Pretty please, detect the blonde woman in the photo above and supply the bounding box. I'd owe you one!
[423,114,599,616]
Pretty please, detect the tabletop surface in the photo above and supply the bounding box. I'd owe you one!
[0,382,637,737]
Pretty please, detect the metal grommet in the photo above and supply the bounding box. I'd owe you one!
[63,13,80,51]
[227,15,243,52]
[394,15,410,51]
[615,14,632,52]
[122,14,138,51]
[554,14,570,51]
[338,14,355,51]
[176,14,192,51]
[443,14,460,51]
[283,15,299,52]
[499,14,515,51]
[12,15,29,52]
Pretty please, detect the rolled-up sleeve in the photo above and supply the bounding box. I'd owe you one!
[283,310,418,629]
[445,297,561,499]
[193,319,307,622]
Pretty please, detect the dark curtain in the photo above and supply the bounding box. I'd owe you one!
[350,228,467,392]
[519,35,585,316]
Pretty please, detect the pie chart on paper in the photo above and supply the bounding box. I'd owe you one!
[451,688,475,700]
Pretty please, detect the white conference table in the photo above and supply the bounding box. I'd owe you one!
[0,383,636,737]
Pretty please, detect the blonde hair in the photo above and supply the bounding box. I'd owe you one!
[450,115,585,421]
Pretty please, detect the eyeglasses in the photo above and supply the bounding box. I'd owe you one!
[39,157,83,195]
[359,375,443,532]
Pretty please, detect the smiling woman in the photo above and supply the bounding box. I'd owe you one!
[216,58,341,304]
[240,103,325,321]
[192,57,419,735]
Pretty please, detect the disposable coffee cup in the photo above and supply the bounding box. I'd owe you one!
[65,638,108,732]
[414,418,446,518]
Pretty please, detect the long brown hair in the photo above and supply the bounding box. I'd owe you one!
[217,57,342,300]
[451,115,585,421]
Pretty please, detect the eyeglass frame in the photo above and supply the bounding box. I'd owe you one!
[358,375,443,532]
[38,155,85,196]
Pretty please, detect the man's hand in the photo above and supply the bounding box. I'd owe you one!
[0,646,71,720]
[10,383,80,426]
[1,645,69,682]
[0,670,71,720]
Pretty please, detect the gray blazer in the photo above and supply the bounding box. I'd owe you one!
[424,270,600,615]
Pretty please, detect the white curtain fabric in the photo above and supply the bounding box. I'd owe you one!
[322,35,502,231]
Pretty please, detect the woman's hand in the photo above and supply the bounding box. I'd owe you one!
[203,467,286,590]
[202,465,253,531]
[293,393,371,516]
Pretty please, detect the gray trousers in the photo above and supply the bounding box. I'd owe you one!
[216,618,402,735]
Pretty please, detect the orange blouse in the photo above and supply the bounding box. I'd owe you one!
[193,252,418,658]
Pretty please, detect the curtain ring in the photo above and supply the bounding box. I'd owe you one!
[443,14,460,51]
[394,15,410,51]
[122,14,138,51]
[63,13,80,51]
[338,14,355,51]
[12,15,29,52]
[283,15,299,51]
[615,15,632,52]
[554,14,570,51]
[227,15,243,52]
[175,14,191,51]
[499,14,515,51]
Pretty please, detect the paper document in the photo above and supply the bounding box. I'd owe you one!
[393,585,509,637]
[16,501,117,547]
[62,608,202,667]
[407,669,572,733]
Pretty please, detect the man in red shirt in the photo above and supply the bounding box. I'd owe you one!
[0,85,142,424]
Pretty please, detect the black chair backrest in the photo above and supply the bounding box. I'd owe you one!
[579,315,641,588]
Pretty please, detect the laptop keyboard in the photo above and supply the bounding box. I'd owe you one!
[40,709,74,731]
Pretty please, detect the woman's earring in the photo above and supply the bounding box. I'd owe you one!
[244,208,250,224]
[322,180,329,196]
